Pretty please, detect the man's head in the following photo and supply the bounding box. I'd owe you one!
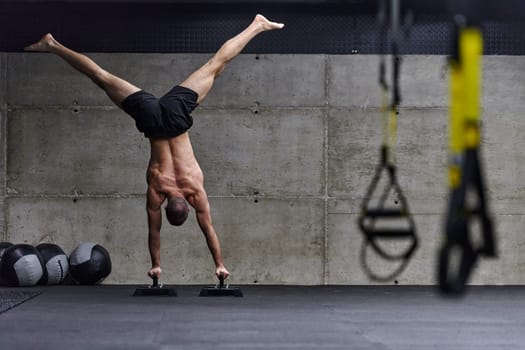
[165,196,190,226]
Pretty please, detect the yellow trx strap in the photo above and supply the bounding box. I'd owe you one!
[439,25,496,295]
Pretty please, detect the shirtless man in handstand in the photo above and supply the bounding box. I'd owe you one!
[25,14,284,282]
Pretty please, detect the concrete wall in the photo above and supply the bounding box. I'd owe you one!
[1,52,524,285]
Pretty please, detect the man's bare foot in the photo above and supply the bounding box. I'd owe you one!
[24,33,56,52]
[254,14,285,31]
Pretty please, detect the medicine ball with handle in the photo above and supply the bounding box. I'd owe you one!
[69,242,112,285]
[0,242,13,285]
[36,243,69,285]
[0,244,46,287]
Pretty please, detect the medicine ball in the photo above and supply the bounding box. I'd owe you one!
[36,243,69,285]
[0,242,12,260]
[0,242,13,285]
[0,244,45,287]
[69,243,111,285]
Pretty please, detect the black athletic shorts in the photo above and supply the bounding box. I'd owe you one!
[121,85,199,139]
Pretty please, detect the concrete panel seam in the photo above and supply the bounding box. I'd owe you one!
[323,55,330,285]
[329,106,449,112]
[8,105,118,111]
[6,194,329,200]
[6,104,331,112]
[208,195,326,199]
[323,109,329,285]
[8,105,329,112]
[328,211,448,215]
[197,106,329,111]
[6,194,146,199]
[2,53,7,241]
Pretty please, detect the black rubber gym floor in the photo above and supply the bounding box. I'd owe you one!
[0,285,524,349]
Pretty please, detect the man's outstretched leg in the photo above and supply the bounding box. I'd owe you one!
[24,34,140,108]
[179,14,284,103]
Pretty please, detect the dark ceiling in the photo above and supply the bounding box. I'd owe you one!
[2,0,524,54]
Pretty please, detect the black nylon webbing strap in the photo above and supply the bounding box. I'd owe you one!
[357,0,418,282]
[439,148,496,294]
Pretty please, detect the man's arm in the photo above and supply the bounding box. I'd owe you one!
[188,190,230,279]
[147,187,164,278]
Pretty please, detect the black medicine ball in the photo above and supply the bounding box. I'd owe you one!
[0,242,12,258]
[0,242,13,285]
[36,243,69,285]
[0,244,45,287]
[69,243,111,285]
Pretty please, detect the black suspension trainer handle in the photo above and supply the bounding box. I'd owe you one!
[439,180,478,294]
[439,149,496,293]
[359,163,419,261]
[438,239,478,294]
[464,147,495,257]
[359,161,414,226]
[362,228,419,261]
[359,147,418,261]
[359,237,415,282]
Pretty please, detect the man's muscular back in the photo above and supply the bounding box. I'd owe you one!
[146,132,205,211]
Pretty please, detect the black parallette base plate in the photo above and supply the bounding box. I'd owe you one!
[133,287,177,296]
[199,286,243,297]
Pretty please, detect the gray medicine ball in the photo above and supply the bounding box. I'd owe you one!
[69,243,111,285]
[0,244,45,287]
[36,243,69,285]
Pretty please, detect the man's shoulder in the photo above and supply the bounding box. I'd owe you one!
[146,186,165,209]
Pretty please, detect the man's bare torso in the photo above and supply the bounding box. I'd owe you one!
[147,132,204,208]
